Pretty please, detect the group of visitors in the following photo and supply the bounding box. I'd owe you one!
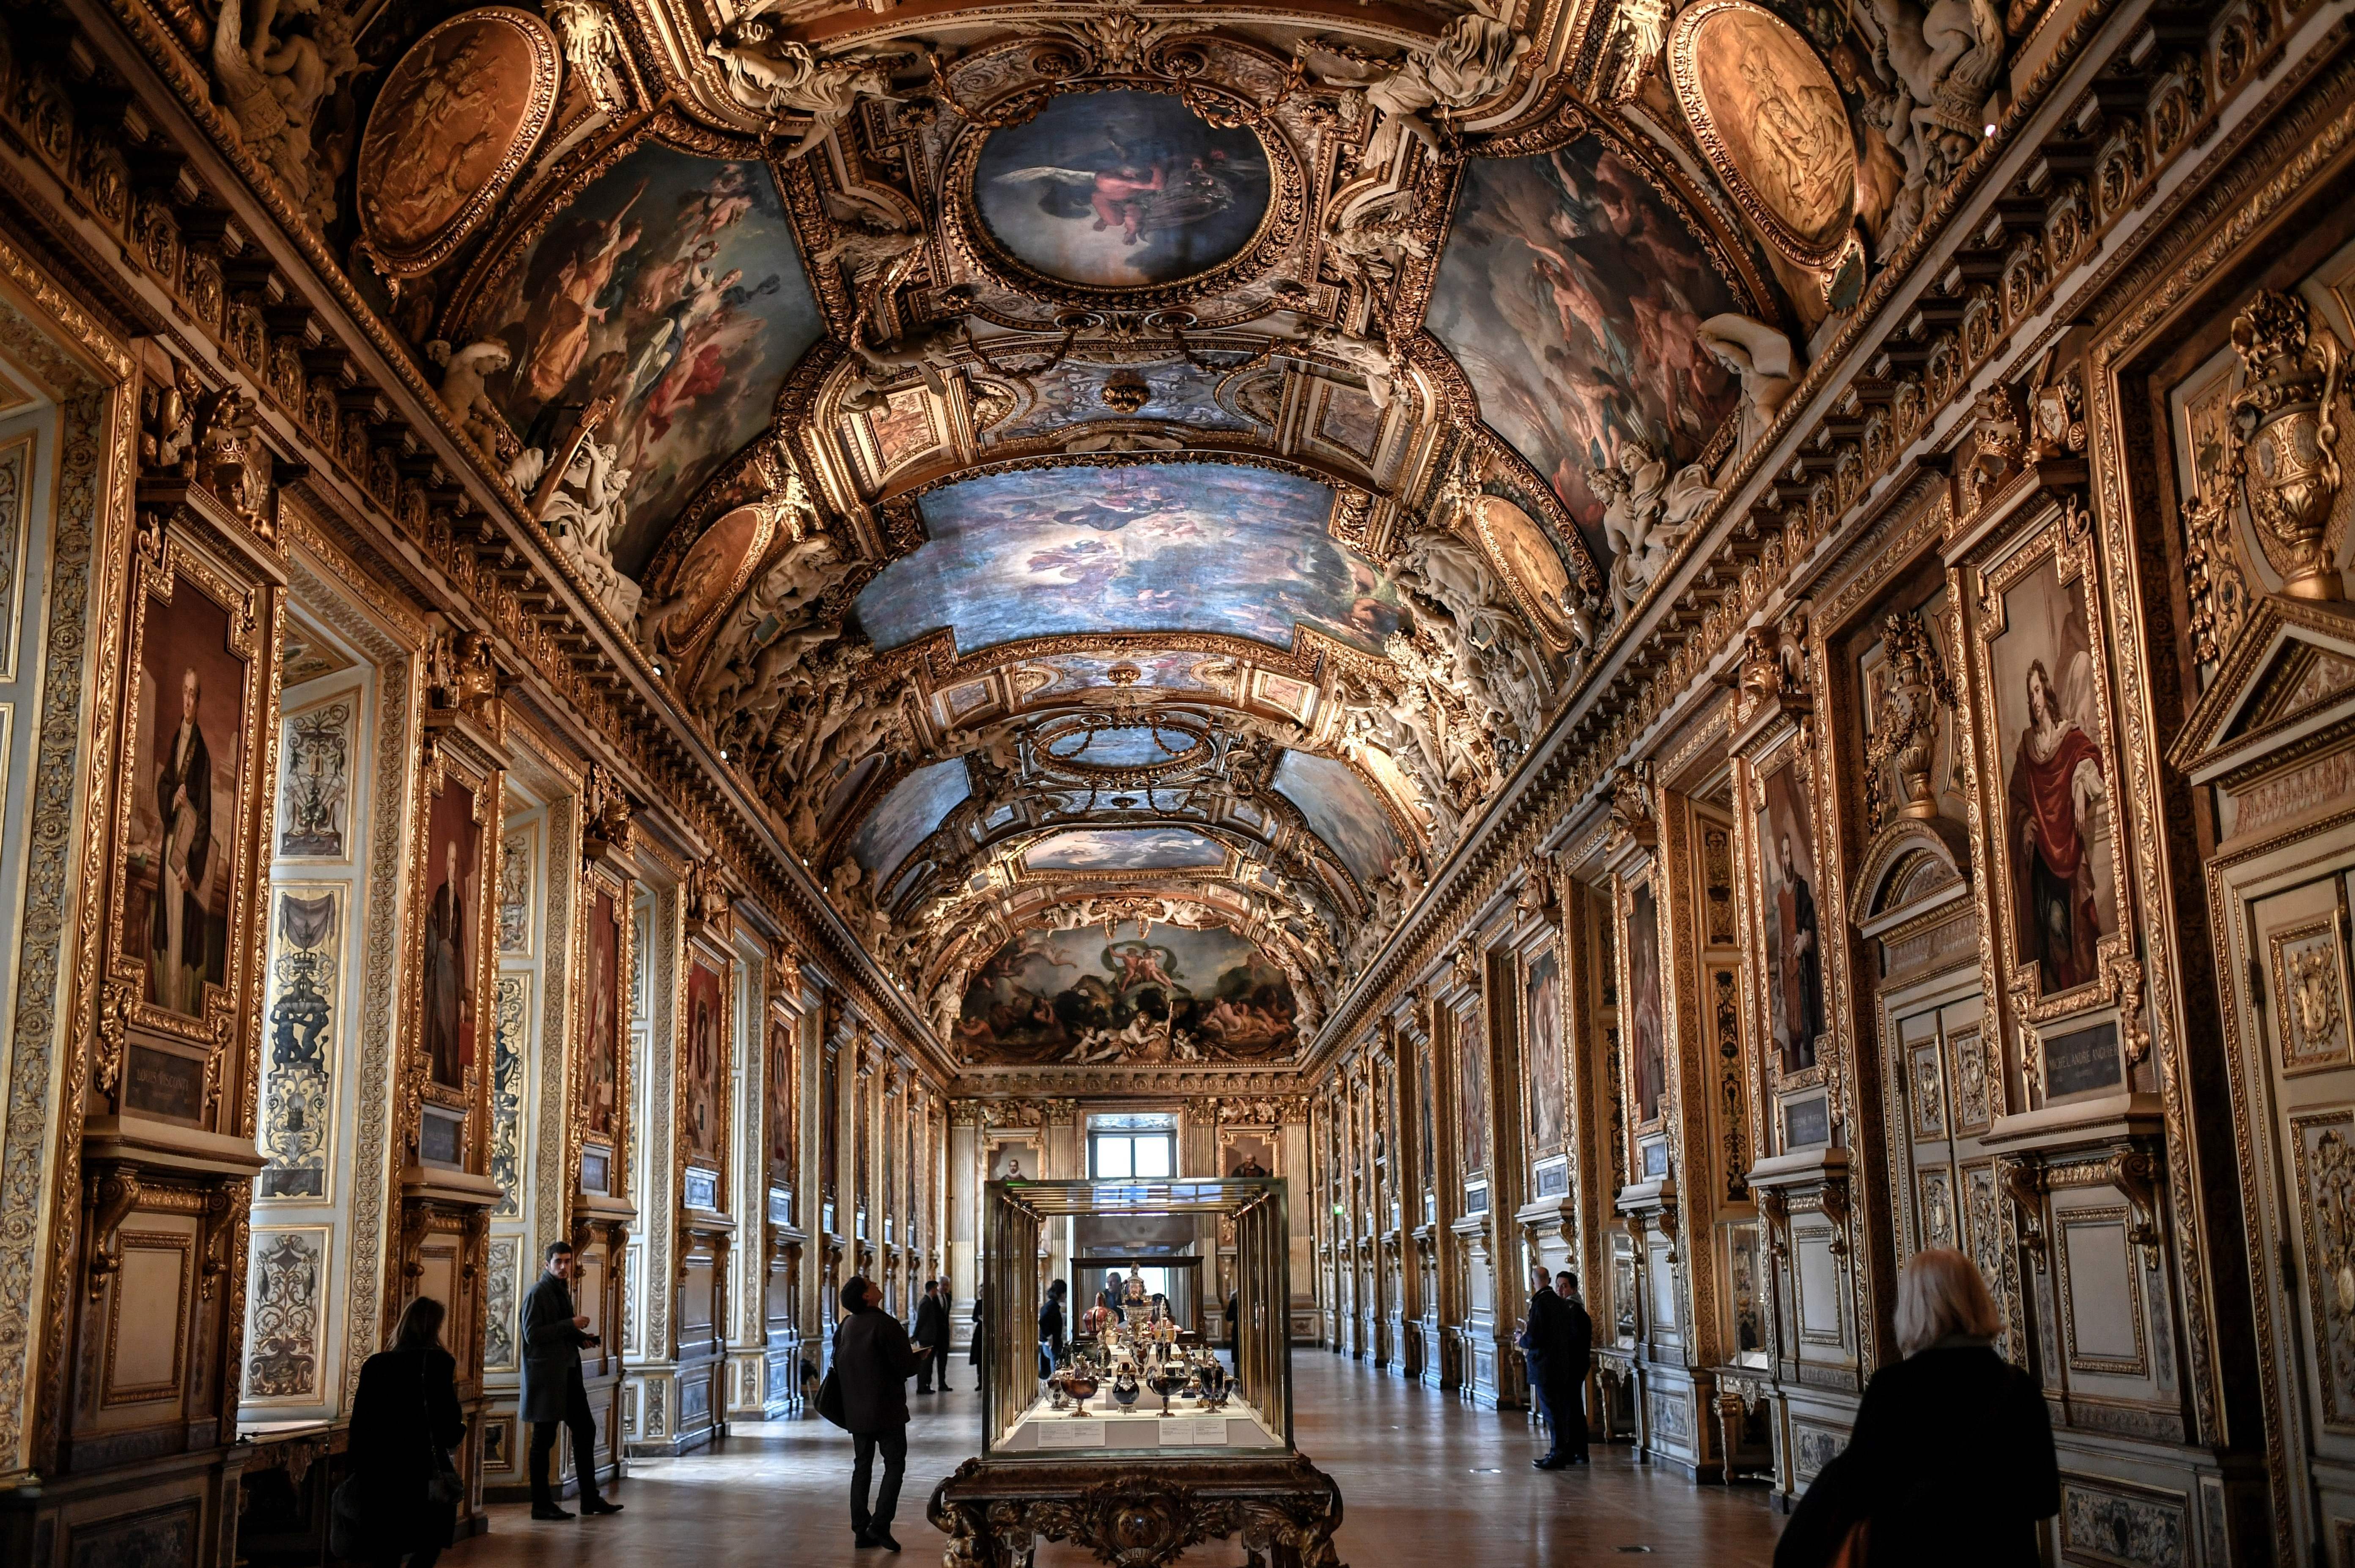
[337,1237,2057,1567]
[336,1241,619,1566]
[1513,1247,2059,1566]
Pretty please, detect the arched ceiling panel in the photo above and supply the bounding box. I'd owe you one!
[849,757,971,883]
[852,462,1402,658]
[1272,750,1408,893]
[467,141,822,579]
[1424,137,1741,576]
[1024,827,1233,873]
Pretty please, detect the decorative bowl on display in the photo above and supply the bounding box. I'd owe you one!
[1061,1374,1099,1413]
[1146,1368,1180,1416]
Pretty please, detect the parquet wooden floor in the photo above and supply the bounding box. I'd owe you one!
[447,1351,1786,1566]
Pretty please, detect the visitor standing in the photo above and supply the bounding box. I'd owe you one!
[1038,1278,1068,1378]
[1774,1249,2057,1568]
[914,1279,952,1393]
[836,1275,928,1552]
[520,1241,621,1519]
[339,1296,464,1567]
[1518,1268,1591,1468]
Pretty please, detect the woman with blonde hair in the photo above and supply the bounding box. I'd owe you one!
[1775,1249,2058,1568]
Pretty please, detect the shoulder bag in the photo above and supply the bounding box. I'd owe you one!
[818,1323,849,1428]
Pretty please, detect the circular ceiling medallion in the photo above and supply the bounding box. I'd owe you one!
[964,87,1279,297]
[1666,0,1856,268]
[356,7,560,277]
[1470,496,1579,652]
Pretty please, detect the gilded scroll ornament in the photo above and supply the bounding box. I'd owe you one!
[1668,2,1858,271]
[355,8,560,279]
[2224,290,2350,601]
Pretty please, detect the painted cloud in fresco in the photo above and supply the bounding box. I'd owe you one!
[849,759,971,883]
[958,921,1297,1064]
[856,463,1399,657]
[476,141,822,578]
[1273,750,1405,891]
[1012,650,1227,701]
[1025,827,1229,872]
[1425,139,1738,565]
[990,359,1252,444]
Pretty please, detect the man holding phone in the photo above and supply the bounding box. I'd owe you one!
[521,1240,623,1520]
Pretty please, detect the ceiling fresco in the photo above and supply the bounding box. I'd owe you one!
[970,89,1274,289]
[468,141,822,578]
[1025,827,1232,872]
[853,463,1399,657]
[1425,140,1742,573]
[257,0,1921,1072]
[955,921,1301,1065]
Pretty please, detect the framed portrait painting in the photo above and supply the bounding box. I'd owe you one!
[1221,1130,1277,1179]
[988,1139,1040,1184]
[119,548,264,1035]
[584,886,624,1143]
[1757,759,1827,1077]
[421,777,483,1092]
[1625,878,1668,1128]
[767,1009,796,1179]
[683,957,726,1169]
[1976,516,2127,1014]
[1523,943,1566,1154]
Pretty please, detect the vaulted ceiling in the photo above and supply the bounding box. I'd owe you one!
[310,0,2001,1069]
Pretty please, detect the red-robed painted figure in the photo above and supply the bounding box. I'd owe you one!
[2008,659,2106,993]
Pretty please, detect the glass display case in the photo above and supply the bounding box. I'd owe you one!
[932,1176,1342,1566]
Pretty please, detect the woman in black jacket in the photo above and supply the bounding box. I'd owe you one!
[343,1295,465,1567]
[1038,1278,1067,1378]
[1776,1249,2058,1568]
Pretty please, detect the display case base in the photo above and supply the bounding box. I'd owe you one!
[928,1452,1345,1567]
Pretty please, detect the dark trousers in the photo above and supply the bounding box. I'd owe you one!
[1532,1370,1589,1462]
[851,1425,909,1536]
[916,1343,949,1391]
[529,1371,604,1507]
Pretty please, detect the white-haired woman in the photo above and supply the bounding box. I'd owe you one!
[1775,1249,2058,1568]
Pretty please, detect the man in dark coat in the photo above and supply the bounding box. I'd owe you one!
[1518,1266,1593,1468]
[519,1240,621,1520]
[836,1275,927,1551]
[913,1279,952,1393]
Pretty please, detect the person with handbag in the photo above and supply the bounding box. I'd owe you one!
[520,1239,623,1521]
[1775,1249,2058,1568]
[830,1275,927,1552]
[336,1295,464,1567]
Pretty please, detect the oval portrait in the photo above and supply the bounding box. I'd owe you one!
[970,89,1272,290]
[357,7,561,276]
[1667,1,1855,266]
[1471,495,1578,650]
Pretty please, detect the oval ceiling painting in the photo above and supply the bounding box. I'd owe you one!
[356,7,560,276]
[972,89,1271,289]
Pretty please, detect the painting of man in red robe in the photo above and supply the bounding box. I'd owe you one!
[2007,657,2108,992]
